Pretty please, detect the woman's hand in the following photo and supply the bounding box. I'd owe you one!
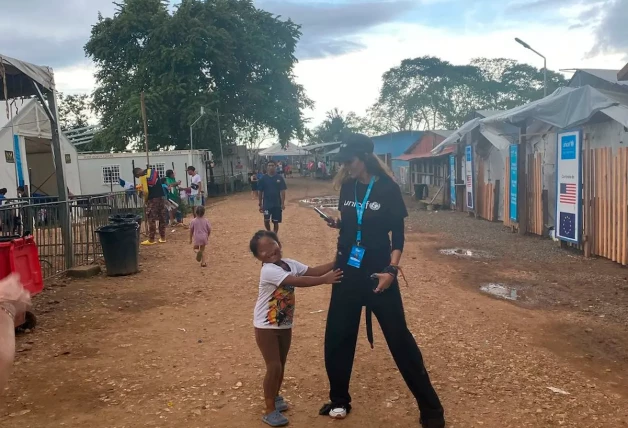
[0,274,31,324]
[323,269,343,284]
[326,217,341,229]
[373,272,395,294]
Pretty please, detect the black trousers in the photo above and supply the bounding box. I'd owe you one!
[325,249,444,422]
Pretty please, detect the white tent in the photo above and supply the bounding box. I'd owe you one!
[0,99,81,197]
[433,85,628,154]
[258,142,308,156]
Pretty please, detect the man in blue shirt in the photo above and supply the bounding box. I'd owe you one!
[258,160,287,233]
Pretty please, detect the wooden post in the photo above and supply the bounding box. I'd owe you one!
[583,136,591,258]
[595,148,601,256]
[493,180,500,222]
[518,123,528,235]
[602,147,611,259]
[613,152,618,262]
[622,148,627,265]
[542,189,549,237]
[140,91,150,168]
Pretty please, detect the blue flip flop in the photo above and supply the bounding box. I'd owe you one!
[275,396,289,412]
[263,410,289,427]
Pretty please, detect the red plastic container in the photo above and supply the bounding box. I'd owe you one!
[0,237,44,296]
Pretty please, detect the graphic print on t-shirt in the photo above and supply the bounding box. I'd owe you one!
[266,285,295,327]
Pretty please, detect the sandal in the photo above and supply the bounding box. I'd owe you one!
[201,263,207,268]
[275,396,289,412]
[262,410,289,427]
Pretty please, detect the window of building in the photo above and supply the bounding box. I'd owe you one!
[102,165,121,185]
[149,163,166,178]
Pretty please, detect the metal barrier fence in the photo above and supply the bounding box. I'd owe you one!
[0,192,144,279]
[208,172,247,196]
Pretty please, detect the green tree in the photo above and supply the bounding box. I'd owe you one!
[371,56,568,131]
[85,0,312,153]
[58,93,91,131]
[308,108,365,144]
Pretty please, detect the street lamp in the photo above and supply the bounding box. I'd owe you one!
[189,106,205,166]
[515,37,547,97]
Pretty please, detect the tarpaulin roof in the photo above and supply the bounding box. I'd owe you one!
[0,54,55,100]
[259,142,308,156]
[303,141,341,150]
[396,145,455,161]
[432,85,628,154]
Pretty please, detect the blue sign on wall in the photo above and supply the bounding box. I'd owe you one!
[449,155,456,205]
[509,144,518,221]
[13,135,24,187]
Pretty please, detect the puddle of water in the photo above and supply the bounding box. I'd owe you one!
[480,283,518,301]
[440,248,492,258]
[301,196,339,209]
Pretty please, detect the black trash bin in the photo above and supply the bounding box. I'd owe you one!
[96,223,140,276]
[109,214,142,241]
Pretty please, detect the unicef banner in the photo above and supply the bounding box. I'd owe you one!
[509,144,518,222]
[556,130,582,243]
[465,146,474,210]
[450,155,456,206]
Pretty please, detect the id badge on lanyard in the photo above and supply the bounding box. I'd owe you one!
[347,177,375,269]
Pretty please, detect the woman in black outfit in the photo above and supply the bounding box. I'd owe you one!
[320,133,445,428]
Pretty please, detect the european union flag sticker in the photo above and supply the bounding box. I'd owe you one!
[347,245,365,268]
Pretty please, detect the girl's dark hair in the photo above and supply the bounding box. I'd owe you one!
[166,169,174,178]
[249,230,280,257]
[195,205,205,217]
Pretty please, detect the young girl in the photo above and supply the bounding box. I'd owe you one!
[249,230,342,427]
[189,206,211,267]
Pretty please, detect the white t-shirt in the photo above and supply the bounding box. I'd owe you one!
[190,174,202,195]
[253,258,308,329]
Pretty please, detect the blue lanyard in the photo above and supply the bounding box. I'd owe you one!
[355,176,376,245]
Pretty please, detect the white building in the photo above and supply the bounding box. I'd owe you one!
[77,150,212,195]
[0,99,81,197]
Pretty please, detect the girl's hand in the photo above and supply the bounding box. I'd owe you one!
[373,273,394,294]
[323,269,343,284]
[326,217,341,229]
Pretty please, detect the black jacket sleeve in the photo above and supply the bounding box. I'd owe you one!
[391,217,405,252]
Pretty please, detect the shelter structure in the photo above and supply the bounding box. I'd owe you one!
[371,131,423,193]
[259,142,308,157]
[0,53,72,266]
[1,99,81,197]
[439,85,628,266]
[394,130,454,206]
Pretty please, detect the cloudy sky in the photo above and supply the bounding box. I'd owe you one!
[2,0,627,126]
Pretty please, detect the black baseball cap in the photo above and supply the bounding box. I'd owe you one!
[334,133,375,163]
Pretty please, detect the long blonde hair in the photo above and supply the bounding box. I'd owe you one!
[332,153,395,190]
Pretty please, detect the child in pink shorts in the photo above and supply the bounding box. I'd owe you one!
[189,206,211,267]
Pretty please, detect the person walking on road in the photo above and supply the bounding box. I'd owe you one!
[189,205,211,268]
[258,161,287,234]
[187,166,204,207]
[249,230,342,427]
[319,133,445,428]
[165,169,182,226]
[134,167,167,245]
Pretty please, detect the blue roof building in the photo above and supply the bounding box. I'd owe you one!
[370,130,423,192]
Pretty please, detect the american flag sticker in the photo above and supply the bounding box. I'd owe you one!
[559,183,577,205]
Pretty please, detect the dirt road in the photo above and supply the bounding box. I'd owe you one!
[2,178,628,428]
